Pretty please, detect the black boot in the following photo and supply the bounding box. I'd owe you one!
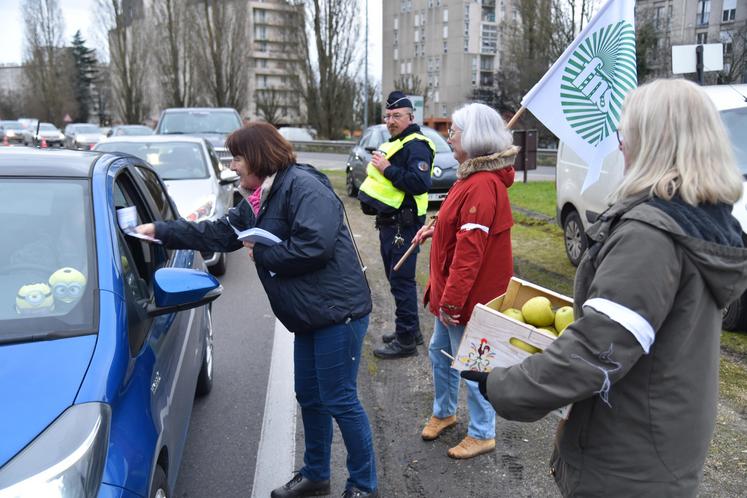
[270,473,331,498]
[373,338,417,359]
[342,487,379,498]
[382,331,424,345]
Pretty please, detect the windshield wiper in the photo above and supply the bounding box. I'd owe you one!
[162,131,185,134]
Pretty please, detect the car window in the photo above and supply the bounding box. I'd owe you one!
[359,130,373,148]
[73,124,101,134]
[132,167,177,222]
[204,141,224,176]
[0,179,96,342]
[159,110,241,134]
[96,142,210,180]
[720,108,747,175]
[39,124,57,131]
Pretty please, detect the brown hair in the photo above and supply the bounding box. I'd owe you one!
[225,122,296,177]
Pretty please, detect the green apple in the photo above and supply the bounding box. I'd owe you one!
[554,306,575,335]
[502,308,525,322]
[509,337,542,354]
[539,326,559,336]
[521,296,555,327]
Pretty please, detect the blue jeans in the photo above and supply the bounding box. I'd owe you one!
[294,315,377,492]
[428,319,496,439]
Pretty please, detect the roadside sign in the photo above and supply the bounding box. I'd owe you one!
[406,95,424,125]
[672,44,723,74]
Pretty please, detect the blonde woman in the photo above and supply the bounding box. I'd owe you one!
[463,79,747,495]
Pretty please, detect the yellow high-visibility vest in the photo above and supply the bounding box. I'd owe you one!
[359,132,435,216]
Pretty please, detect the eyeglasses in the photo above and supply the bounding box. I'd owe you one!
[448,128,461,139]
[615,129,623,147]
[383,112,410,121]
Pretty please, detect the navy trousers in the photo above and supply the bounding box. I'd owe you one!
[378,219,423,343]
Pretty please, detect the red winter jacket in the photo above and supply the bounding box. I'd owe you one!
[424,151,516,324]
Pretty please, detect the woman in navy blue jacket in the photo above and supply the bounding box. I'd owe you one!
[137,123,377,498]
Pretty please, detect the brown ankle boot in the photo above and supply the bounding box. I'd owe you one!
[447,435,496,459]
[421,415,457,440]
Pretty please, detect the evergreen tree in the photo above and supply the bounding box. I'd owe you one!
[71,30,98,122]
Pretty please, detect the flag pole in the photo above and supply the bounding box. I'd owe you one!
[392,105,527,272]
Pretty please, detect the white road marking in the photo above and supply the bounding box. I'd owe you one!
[251,319,297,498]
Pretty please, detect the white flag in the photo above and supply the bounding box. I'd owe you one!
[521,0,637,191]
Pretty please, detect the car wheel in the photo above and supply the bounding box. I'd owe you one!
[346,168,359,197]
[196,306,214,396]
[563,210,588,267]
[722,293,747,332]
[150,465,168,498]
[208,252,227,276]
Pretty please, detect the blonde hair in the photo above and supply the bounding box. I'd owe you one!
[612,79,743,205]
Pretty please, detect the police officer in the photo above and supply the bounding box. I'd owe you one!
[359,91,435,359]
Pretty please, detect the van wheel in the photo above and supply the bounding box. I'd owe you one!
[196,307,214,396]
[150,465,168,498]
[346,169,359,197]
[722,294,747,332]
[563,210,588,267]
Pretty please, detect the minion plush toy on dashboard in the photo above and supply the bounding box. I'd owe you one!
[49,267,87,309]
[16,283,55,315]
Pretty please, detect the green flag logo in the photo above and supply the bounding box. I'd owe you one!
[561,21,636,146]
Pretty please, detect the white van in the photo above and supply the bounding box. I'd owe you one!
[556,84,747,330]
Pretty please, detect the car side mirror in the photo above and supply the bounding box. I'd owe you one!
[219,169,239,185]
[107,130,113,137]
[147,268,223,317]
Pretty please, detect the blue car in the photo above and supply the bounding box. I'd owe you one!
[0,148,222,497]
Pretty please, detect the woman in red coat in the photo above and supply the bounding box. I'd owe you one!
[415,103,518,459]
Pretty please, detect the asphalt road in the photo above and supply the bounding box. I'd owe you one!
[175,250,276,497]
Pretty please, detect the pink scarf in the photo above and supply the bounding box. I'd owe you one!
[248,187,262,216]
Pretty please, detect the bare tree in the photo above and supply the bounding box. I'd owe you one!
[392,74,430,110]
[291,0,361,139]
[95,0,150,124]
[193,0,248,111]
[151,0,196,108]
[22,0,75,124]
[255,88,284,126]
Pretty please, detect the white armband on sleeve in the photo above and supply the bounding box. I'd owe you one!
[583,298,655,354]
[460,223,489,234]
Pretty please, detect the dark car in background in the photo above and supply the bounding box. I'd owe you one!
[22,122,65,147]
[107,124,154,137]
[0,121,25,145]
[64,123,105,150]
[155,108,241,169]
[345,124,458,203]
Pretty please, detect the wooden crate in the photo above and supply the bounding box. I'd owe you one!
[452,277,573,418]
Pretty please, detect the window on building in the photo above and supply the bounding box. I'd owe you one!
[444,40,448,53]
[406,61,412,73]
[721,31,733,60]
[443,8,448,22]
[394,47,399,60]
[254,9,266,23]
[696,31,708,44]
[394,17,398,30]
[257,40,268,52]
[415,29,419,42]
[443,25,448,38]
[654,6,665,30]
[481,23,498,54]
[696,0,710,26]
[414,13,419,26]
[723,0,736,22]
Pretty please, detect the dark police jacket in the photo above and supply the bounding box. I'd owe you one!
[154,164,372,334]
[358,123,433,214]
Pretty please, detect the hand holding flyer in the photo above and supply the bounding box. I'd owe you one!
[117,206,162,244]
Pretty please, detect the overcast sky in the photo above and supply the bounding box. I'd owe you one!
[0,0,382,83]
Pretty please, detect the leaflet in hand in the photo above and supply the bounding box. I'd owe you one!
[230,224,281,246]
[117,206,162,244]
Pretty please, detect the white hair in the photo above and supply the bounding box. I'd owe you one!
[451,103,513,158]
[613,79,743,205]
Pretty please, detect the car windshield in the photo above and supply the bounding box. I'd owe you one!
[377,126,452,153]
[0,179,96,343]
[96,142,209,180]
[159,110,241,134]
[720,108,747,176]
[120,126,153,136]
[74,125,101,134]
[39,123,57,131]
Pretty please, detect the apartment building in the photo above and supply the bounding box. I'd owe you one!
[637,0,747,82]
[382,0,515,129]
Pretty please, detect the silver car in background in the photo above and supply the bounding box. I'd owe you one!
[95,135,239,276]
[64,123,105,150]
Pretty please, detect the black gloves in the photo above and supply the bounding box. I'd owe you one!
[460,370,489,402]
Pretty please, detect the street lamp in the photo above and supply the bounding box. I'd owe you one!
[363,0,368,130]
